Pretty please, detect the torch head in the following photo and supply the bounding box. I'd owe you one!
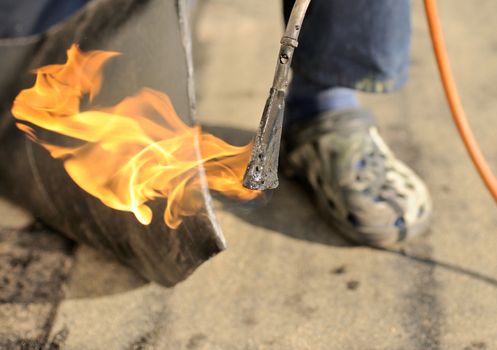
[242,88,285,190]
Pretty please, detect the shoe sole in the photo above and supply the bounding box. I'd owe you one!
[314,191,432,247]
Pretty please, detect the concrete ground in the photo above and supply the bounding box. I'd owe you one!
[2,0,497,349]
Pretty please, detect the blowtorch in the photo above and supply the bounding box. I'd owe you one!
[242,0,311,190]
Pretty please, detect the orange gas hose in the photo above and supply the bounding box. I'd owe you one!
[424,0,497,203]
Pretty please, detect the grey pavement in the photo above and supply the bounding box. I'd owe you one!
[2,0,497,349]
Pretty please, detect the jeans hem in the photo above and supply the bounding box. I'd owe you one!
[293,66,409,94]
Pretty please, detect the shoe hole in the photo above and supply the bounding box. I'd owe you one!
[316,175,323,186]
[327,198,336,209]
[373,196,384,202]
[347,213,360,227]
[312,140,321,152]
[395,217,405,228]
[356,159,366,169]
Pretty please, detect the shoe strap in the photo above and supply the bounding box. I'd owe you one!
[283,108,376,152]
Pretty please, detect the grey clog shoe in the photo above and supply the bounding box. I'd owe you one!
[281,108,432,247]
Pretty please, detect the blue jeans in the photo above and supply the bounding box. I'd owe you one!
[283,0,411,93]
[0,0,89,38]
[1,0,410,93]
[2,0,410,94]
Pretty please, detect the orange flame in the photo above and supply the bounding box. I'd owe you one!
[12,44,258,228]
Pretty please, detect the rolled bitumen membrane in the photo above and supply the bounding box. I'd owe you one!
[0,0,225,286]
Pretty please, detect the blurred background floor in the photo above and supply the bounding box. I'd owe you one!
[2,0,497,349]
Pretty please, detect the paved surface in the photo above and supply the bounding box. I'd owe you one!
[2,0,497,349]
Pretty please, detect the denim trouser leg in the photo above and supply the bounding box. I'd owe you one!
[283,0,411,93]
[0,0,90,38]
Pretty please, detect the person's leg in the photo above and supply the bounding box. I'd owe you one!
[284,0,410,92]
[283,0,411,126]
[281,0,431,246]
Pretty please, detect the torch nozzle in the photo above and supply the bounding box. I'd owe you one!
[243,89,285,190]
